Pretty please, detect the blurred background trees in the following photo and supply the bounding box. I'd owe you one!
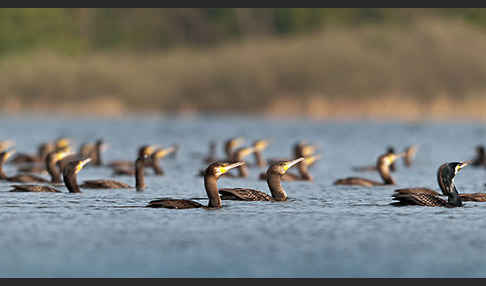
[1,8,486,56]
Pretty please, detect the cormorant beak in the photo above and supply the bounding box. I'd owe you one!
[75,158,92,174]
[4,149,16,161]
[283,157,305,172]
[304,155,321,166]
[55,151,74,162]
[217,161,245,176]
[154,146,176,159]
[458,161,470,171]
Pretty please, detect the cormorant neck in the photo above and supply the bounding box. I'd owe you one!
[253,151,266,167]
[64,171,81,193]
[267,171,287,201]
[224,144,233,160]
[437,165,456,196]
[46,156,61,183]
[135,158,145,191]
[94,143,102,166]
[204,175,222,208]
[447,189,463,207]
[0,162,7,179]
[378,163,394,184]
[151,158,164,175]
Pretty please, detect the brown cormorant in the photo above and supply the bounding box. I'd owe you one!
[9,142,53,165]
[258,155,319,181]
[334,153,404,186]
[218,158,304,201]
[146,161,245,209]
[9,150,74,192]
[0,150,53,183]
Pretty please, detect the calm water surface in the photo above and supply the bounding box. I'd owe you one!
[1,114,486,277]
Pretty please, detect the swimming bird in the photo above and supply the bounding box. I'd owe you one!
[218,157,304,201]
[334,152,405,186]
[62,158,92,193]
[352,147,396,172]
[146,161,245,209]
[391,161,486,204]
[0,150,52,183]
[9,150,74,192]
[259,155,319,181]
[9,142,53,165]
[65,153,148,193]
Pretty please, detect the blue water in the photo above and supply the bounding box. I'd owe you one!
[1,114,486,277]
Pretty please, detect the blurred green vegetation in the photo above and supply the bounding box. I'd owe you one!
[1,8,486,56]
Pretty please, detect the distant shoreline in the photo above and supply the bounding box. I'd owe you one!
[2,95,486,122]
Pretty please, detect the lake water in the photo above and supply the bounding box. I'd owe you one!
[1,114,486,277]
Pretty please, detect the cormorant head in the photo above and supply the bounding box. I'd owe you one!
[477,145,485,156]
[64,158,92,176]
[55,137,71,150]
[226,137,244,150]
[268,157,305,176]
[96,139,108,151]
[379,152,405,167]
[205,161,246,178]
[449,161,469,176]
[138,145,157,158]
[0,149,15,163]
